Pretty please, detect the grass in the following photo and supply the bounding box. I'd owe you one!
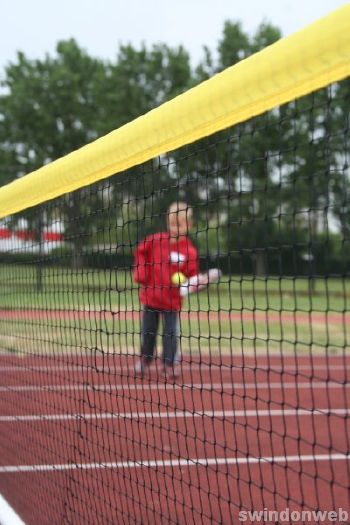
[0,265,349,356]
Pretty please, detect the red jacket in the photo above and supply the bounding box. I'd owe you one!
[133,232,199,311]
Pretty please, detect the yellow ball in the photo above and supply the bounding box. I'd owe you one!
[171,272,186,286]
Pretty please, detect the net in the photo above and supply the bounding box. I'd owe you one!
[0,6,349,525]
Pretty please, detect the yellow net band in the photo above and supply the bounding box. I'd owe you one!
[0,3,350,219]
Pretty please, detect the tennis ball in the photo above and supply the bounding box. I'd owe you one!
[171,272,186,286]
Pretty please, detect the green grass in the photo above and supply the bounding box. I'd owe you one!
[0,312,346,356]
[0,265,349,312]
[0,265,349,355]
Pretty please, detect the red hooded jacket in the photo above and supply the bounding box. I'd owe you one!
[133,232,199,311]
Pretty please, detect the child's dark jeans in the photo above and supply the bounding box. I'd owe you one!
[140,306,179,366]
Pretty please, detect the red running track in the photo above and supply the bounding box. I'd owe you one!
[0,353,349,524]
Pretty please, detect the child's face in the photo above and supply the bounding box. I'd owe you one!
[168,210,192,239]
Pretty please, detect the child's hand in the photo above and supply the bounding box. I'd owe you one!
[179,269,222,296]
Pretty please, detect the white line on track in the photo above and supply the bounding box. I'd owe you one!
[0,380,349,393]
[0,453,349,474]
[0,407,349,423]
[0,364,349,373]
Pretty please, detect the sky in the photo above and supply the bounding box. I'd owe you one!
[1,0,349,73]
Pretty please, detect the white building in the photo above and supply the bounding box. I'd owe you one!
[0,218,65,254]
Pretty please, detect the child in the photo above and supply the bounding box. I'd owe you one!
[132,202,199,378]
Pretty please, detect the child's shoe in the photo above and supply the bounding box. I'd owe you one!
[134,357,150,377]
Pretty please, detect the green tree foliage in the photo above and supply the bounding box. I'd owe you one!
[217,21,251,70]
[1,39,106,169]
[100,43,191,131]
[176,22,283,271]
[0,39,192,264]
[327,80,350,243]
[95,43,192,249]
[0,39,107,265]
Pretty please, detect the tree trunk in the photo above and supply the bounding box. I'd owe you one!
[36,212,43,292]
[254,250,266,276]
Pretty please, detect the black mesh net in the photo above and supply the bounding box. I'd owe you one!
[0,82,349,524]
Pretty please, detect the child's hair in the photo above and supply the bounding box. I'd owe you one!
[167,202,193,220]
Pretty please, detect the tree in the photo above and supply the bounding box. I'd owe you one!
[99,43,193,247]
[0,39,108,266]
[180,21,284,271]
[98,43,191,133]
